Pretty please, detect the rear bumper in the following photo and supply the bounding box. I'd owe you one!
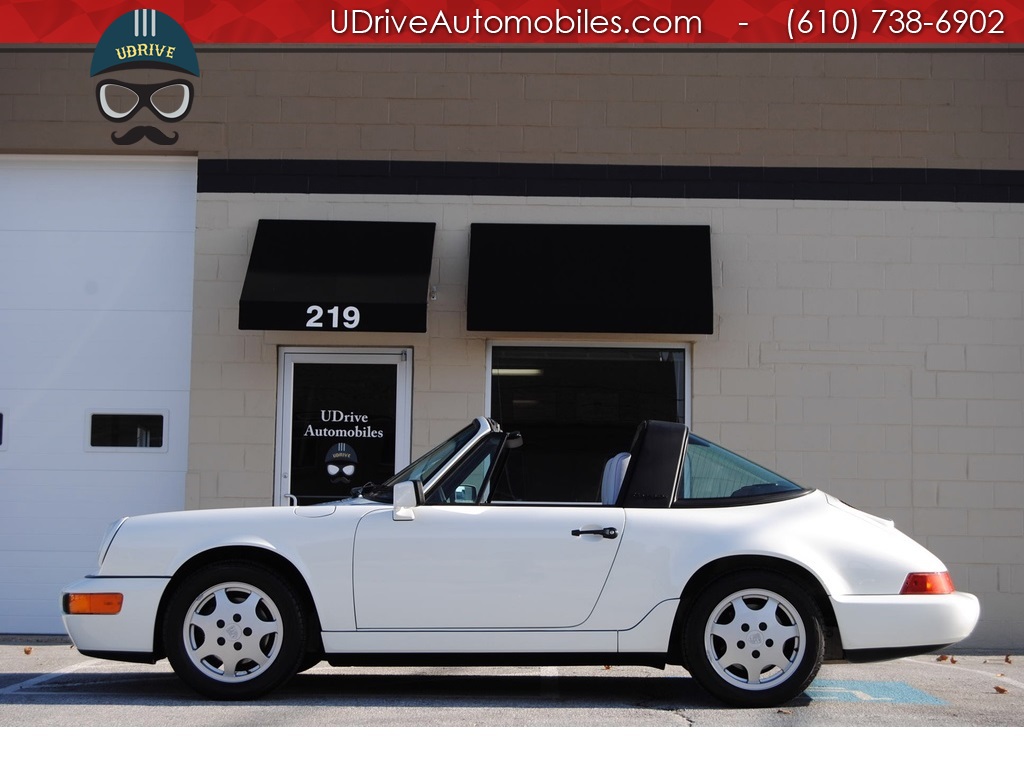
[61,576,169,657]
[830,591,980,653]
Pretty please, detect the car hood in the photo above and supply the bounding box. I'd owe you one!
[293,495,379,517]
[95,498,388,577]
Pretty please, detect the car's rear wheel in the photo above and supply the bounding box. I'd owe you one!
[163,562,306,700]
[683,570,824,707]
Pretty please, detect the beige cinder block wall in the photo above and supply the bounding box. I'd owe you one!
[3,49,1021,168]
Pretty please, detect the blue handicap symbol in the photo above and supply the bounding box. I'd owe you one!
[805,680,946,705]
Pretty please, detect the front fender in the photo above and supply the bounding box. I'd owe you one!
[97,504,373,632]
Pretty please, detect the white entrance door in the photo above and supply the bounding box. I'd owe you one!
[275,348,412,506]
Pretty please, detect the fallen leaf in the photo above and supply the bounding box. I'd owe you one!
[937,654,949,662]
[1006,655,1013,664]
[950,656,957,664]
[994,686,1008,694]
[603,665,611,670]
[997,673,1005,677]
[23,647,32,655]
[776,709,792,715]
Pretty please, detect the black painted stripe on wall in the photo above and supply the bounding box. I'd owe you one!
[198,160,1024,203]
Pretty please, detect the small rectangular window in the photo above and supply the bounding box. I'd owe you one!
[0,412,4,448]
[90,414,164,448]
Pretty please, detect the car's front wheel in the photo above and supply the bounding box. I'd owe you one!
[162,562,306,700]
[683,570,824,707]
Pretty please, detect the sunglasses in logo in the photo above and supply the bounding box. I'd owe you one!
[95,79,194,123]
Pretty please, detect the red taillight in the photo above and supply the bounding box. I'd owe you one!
[900,572,955,595]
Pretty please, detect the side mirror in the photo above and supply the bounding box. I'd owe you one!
[454,484,478,503]
[393,480,422,521]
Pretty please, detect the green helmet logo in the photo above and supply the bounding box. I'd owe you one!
[90,10,199,145]
[90,9,199,76]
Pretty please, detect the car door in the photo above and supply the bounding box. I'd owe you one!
[352,501,625,629]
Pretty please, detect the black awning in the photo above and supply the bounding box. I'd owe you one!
[467,223,713,334]
[239,219,435,332]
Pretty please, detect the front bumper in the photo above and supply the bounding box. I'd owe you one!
[61,576,170,658]
[830,591,980,653]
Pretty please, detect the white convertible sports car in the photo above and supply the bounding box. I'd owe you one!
[62,418,979,707]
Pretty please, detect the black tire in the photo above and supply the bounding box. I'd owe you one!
[682,570,824,707]
[162,561,306,700]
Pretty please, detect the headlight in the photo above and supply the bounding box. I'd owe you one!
[98,517,128,568]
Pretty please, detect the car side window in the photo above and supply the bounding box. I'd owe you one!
[426,434,504,504]
[678,435,803,502]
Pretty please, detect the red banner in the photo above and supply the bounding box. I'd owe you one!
[2,0,1023,44]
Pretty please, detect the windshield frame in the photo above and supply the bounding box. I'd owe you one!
[359,418,497,501]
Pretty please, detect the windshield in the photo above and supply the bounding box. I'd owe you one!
[360,421,483,501]
[678,434,805,503]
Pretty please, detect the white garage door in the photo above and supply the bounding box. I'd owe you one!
[0,156,196,634]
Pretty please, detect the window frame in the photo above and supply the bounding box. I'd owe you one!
[485,342,692,504]
[486,341,692,429]
[85,410,169,453]
[425,433,506,505]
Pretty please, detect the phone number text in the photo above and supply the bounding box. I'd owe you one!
[787,7,1006,41]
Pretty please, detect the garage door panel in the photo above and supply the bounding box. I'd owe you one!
[0,230,195,311]
[0,156,196,634]
[0,309,193,391]
[0,158,198,232]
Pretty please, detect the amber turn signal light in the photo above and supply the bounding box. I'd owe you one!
[899,572,955,595]
[63,593,124,615]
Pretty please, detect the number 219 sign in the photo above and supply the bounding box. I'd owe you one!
[306,304,361,330]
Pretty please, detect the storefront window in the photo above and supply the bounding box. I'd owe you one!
[489,346,688,502]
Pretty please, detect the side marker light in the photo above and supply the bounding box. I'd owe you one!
[63,593,124,615]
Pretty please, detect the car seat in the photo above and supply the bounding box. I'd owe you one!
[601,452,631,505]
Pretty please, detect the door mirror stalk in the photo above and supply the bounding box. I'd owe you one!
[393,480,422,521]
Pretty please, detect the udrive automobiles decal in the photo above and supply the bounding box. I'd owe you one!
[89,9,200,146]
[304,410,385,440]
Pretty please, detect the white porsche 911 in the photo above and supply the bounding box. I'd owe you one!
[62,418,979,707]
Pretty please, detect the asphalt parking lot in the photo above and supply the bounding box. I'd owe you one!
[1,635,1020,730]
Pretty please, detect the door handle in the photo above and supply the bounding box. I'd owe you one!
[571,527,618,539]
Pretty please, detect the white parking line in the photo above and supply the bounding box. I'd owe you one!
[0,659,103,695]
[901,657,1024,689]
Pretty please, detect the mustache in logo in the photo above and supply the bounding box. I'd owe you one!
[110,125,179,145]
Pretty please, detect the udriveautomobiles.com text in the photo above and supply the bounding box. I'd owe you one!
[330,8,704,37]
